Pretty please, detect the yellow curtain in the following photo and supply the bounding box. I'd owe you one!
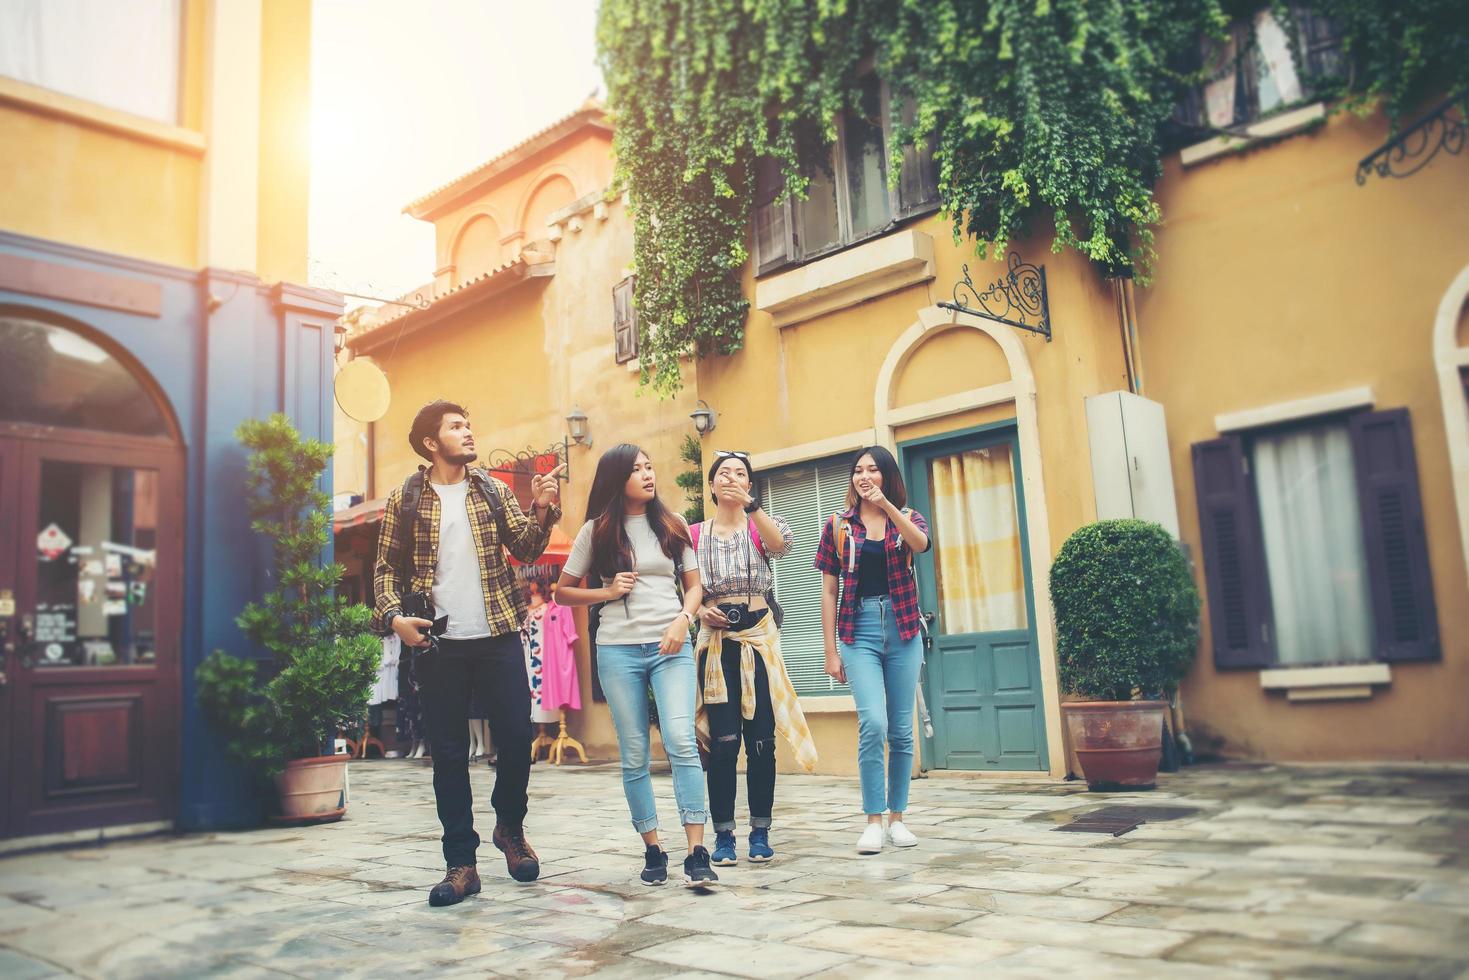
[928,446,1027,633]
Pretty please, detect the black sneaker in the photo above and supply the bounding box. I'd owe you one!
[682,845,720,889]
[640,844,668,886]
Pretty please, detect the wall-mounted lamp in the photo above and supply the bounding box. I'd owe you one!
[333,323,350,356]
[690,400,718,437]
[566,405,592,447]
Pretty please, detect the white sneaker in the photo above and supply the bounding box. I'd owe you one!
[887,821,918,848]
[856,824,885,854]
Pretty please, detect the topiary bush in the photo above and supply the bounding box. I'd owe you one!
[195,413,380,780]
[1049,519,1200,702]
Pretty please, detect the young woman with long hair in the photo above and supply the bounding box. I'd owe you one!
[555,444,717,888]
[690,451,816,867]
[814,445,930,854]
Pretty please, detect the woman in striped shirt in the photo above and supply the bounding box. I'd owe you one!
[691,450,815,866]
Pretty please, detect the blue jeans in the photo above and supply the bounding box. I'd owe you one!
[839,596,924,815]
[597,640,708,832]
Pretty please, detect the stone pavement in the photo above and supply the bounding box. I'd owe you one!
[2,759,1467,978]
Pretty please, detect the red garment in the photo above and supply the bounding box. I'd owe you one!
[538,599,581,711]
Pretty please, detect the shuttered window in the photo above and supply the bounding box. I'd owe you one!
[612,276,638,364]
[760,455,853,696]
[1192,408,1439,669]
[753,78,940,277]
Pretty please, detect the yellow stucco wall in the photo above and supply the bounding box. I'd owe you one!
[698,216,1128,778]
[431,130,615,286]
[1137,109,1469,761]
[255,0,312,284]
[357,189,698,761]
[0,0,311,281]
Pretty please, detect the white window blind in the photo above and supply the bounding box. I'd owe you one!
[761,455,853,696]
[0,0,182,124]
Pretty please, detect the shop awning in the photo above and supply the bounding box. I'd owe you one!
[334,496,386,533]
[331,498,573,567]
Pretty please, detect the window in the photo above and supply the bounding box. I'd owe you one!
[0,315,171,437]
[0,0,183,124]
[612,276,638,364]
[1192,410,1439,670]
[754,75,940,276]
[1173,5,1343,134]
[759,455,854,696]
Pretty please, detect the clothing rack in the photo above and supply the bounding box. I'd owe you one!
[531,709,587,766]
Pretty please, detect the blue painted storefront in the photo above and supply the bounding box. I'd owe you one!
[0,230,339,832]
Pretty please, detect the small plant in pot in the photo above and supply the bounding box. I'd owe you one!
[1049,519,1199,790]
[195,414,380,823]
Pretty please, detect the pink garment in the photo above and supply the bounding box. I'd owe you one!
[538,599,581,711]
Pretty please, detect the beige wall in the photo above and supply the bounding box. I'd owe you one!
[698,216,1127,777]
[356,188,697,761]
[1137,110,1469,761]
[0,0,312,280]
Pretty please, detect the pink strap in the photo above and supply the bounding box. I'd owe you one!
[691,518,767,560]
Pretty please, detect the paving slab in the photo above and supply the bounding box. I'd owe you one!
[0,759,1465,977]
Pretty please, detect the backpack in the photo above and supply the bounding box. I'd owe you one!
[395,467,505,575]
[690,518,784,628]
[829,510,915,575]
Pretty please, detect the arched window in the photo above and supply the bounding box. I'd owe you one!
[0,314,171,437]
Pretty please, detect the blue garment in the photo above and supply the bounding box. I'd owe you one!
[597,640,708,831]
[839,596,924,815]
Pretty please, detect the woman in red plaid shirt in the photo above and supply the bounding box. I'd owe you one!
[815,446,930,854]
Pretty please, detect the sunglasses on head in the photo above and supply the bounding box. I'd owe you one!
[714,450,750,460]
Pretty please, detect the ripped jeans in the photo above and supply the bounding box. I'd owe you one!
[700,635,776,833]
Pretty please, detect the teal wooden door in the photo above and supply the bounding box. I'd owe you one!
[903,427,1047,771]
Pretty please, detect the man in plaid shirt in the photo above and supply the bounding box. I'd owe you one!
[375,400,563,907]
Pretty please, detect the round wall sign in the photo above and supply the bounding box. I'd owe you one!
[334,359,391,423]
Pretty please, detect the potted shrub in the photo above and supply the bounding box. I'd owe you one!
[1049,519,1199,790]
[196,414,381,822]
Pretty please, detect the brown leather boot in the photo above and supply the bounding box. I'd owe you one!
[428,865,480,907]
[492,822,541,882]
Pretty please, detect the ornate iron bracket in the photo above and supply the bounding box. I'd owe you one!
[937,251,1052,341]
[483,440,571,484]
[1356,91,1466,185]
[339,289,433,311]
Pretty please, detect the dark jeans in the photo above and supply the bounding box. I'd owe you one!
[417,632,532,867]
[701,635,776,833]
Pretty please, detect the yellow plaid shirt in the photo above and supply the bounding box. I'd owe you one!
[372,467,561,637]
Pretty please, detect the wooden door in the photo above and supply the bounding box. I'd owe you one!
[6,432,184,837]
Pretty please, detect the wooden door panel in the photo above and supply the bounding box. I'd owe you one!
[7,437,182,838]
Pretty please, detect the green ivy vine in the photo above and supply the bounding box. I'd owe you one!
[599,0,1467,395]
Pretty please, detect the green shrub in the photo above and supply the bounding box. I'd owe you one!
[195,413,380,780]
[1049,519,1200,701]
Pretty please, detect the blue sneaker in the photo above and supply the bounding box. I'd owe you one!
[710,829,738,866]
[748,827,774,863]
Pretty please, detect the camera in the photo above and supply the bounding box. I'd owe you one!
[716,602,749,627]
[400,590,448,638]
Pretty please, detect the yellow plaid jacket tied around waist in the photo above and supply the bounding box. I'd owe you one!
[694,614,818,774]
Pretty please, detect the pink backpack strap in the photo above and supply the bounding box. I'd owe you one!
[690,520,703,550]
[747,516,767,560]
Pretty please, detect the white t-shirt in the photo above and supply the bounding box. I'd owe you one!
[564,514,696,646]
[430,478,492,640]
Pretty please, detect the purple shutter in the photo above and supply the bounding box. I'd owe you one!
[1192,436,1274,668]
[1349,409,1439,662]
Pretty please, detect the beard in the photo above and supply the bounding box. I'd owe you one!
[446,449,478,466]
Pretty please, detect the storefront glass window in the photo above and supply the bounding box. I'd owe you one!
[33,461,160,667]
[0,316,171,437]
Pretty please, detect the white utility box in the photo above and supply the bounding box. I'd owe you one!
[1085,390,1181,538]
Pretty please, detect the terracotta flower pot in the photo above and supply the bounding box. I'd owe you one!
[270,754,348,824]
[1062,700,1167,790]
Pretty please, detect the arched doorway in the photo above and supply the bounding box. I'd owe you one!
[0,310,185,839]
